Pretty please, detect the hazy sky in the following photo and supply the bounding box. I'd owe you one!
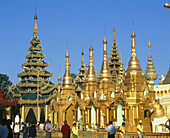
[0,0,169,85]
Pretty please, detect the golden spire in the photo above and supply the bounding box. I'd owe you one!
[86,42,96,82]
[58,65,61,82]
[62,42,73,89]
[81,51,85,68]
[113,27,116,45]
[99,27,111,82]
[33,9,38,37]
[86,63,89,73]
[145,40,158,82]
[127,21,142,71]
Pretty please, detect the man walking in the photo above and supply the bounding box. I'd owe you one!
[45,120,53,138]
[61,120,70,138]
[0,119,9,138]
[107,121,116,138]
[137,120,144,138]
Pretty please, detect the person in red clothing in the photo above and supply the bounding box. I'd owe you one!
[61,120,71,138]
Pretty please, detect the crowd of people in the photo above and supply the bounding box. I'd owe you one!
[0,118,169,138]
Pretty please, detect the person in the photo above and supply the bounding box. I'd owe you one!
[45,120,53,138]
[137,120,144,138]
[119,122,125,138]
[14,122,20,138]
[21,122,28,138]
[72,123,78,138]
[0,119,9,138]
[107,121,116,138]
[28,123,36,138]
[61,120,70,138]
[20,122,25,138]
[7,119,13,138]
[165,120,170,133]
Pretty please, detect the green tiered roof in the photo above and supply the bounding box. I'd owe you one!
[108,28,125,84]
[8,12,57,105]
[76,51,86,85]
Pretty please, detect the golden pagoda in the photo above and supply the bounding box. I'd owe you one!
[122,24,155,132]
[8,11,58,123]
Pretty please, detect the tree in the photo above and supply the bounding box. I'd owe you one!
[0,74,12,91]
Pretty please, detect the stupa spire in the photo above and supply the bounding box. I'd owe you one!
[113,27,116,45]
[99,25,111,82]
[86,42,96,82]
[81,51,85,68]
[127,21,142,71]
[33,9,38,37]
[145,40,158,85]
[62,42,73,89]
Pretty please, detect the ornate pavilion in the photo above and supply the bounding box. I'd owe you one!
[7,12,169,133]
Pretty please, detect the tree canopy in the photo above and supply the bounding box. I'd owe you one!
[0,74,12,91]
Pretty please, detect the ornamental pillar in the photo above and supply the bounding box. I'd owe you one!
[80,109,86,130]
[96,108,100,130]
[55,111,58,125]
[6,107,11,120]
[37,106,40,123]
[87,107,91,128]
[63,111,66,121]
[107,108,110,124]
[21,105,25,122]
[45,105,48,121]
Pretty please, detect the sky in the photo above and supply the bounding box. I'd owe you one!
[0,0,170,85]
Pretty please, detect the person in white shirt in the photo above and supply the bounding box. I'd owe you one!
[14,122,20,138]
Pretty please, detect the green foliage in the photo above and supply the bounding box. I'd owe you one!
[0,74,12,91]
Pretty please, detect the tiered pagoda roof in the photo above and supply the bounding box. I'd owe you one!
[108,28,125,84]
[75,51,86,85]
[145,40,158,83]
[8,12,57,105]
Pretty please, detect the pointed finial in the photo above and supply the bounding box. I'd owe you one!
[113,26,116,44]
[148,40,151,48]
[103,24,107,43]
[89,38,93,51]
[90,37,92,45]
[65,40,70,58]
[33,8,38,36]
[131,20,136,38]
[59,64,61,73]
[58,64,61,81]
[81,51,84,55]
[104,23,107,37]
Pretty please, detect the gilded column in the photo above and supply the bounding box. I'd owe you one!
[96,108,100,129]
[81,109,86,130]
[63,111,66,121]
[45,105,48,121]
[6,107,11,120]
[55,111,58,125]
[107,108,109,124]
[22,105,25,122]
[87,108,91,128]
